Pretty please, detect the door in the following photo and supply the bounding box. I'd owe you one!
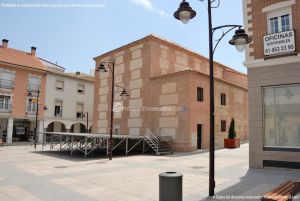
[197,124,202,149]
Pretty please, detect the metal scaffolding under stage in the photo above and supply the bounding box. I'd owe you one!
[41,131,173,157]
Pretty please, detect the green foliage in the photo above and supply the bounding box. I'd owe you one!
[228,118,236,139]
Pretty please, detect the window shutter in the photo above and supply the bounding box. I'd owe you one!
[76,103,83,112]
[56,81,64,89]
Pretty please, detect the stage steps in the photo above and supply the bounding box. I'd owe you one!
[144,129,173,155]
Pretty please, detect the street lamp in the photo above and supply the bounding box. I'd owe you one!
[43,106,47,139]
[96,61,129,160]
[28,90,40,150]
[174,0,252,197]
[82,112,89,133]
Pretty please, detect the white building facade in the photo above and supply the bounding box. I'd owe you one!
[41,60,94,138]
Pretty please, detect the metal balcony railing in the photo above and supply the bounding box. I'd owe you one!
[28,83,40,92]
[27,110,36,115]
[0,103,11,113]
[54,109,63,117]
[27,102,37,115]
[0,79,14,89]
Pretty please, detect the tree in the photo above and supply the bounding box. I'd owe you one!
[228,118,236,139]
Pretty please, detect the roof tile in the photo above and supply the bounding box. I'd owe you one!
[0,46,46,70]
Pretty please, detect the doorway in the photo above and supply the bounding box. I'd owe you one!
[197,124,202,149]
[13,119,31,141]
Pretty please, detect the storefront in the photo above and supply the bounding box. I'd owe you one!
[12,119,31,141]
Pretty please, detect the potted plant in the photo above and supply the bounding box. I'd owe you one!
[224,118,240,148]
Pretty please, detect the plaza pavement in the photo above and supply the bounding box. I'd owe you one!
[0,143,300,201]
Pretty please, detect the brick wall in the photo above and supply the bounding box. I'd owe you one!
[245,0,300,60]
[248,62,300,168]
[93,35,248,151]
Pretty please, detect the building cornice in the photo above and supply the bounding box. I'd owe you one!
[94,34,246,76]
[243,54,300,68]
[47,70,94,82]
[150,69,248,91]
[262,0,295,13]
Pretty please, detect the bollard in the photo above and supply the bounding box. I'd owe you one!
[159,172,183,201]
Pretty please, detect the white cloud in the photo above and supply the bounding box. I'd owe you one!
[130,0,154,11]
[129,0,169,18]
[158,10,169,18]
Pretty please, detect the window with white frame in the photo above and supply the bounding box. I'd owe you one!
[0,96,10,112]
[265,5,293,34]
[269,14,291,33]
[56,80,64,90]
[270,17,279,33]
[77,84,85,94]
[76,103,84,118]
[54,100,63,117]
[281,14,290,32]
[27,98,37,113]
[28,76,40,92]
[0,70,14,89]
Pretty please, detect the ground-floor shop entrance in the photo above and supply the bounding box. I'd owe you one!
[12,119,31,141]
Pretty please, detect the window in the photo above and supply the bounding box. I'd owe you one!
[29,76,39,92]
[221,120,226,132]
[27,98,37,114]
[77,84,85,94]
[0,96,10,112]
[221,93,226,106]
[76,103,83,118]
[281,14,290,32]
[56,80,64,90]
[267,8,292,34]
[54,100,63,117]
[114,124,120,134]
[269,15,291,33]
[197,87,203,102]
[263,85,300,148]
[264,1,294,34]
[0,71,14,89]
[270,17,279,33]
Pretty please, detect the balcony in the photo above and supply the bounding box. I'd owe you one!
[27,110,36,115]
[27,102,37,115]
[28,83,40,92]
[0,103,11,113]
[54,109,63,117]
[0,79,14,89]
[76,112,84,119]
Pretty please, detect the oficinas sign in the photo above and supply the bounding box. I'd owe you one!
[263,30,296,57]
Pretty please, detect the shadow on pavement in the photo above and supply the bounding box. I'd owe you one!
[200,168,300,201]
[167,141,249,158]
[31,149,157,162]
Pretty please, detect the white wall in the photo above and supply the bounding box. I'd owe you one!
[44,72,94,130]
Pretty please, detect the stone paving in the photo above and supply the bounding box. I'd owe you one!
[0,143,300,201]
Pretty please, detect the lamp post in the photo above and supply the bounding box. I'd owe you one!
[96,61,129,160]
[174,0,252,196]
[82,112,89,133]
[28,90,40,150]
[43,106,47,139]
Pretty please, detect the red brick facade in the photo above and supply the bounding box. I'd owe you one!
[245,0,300,59]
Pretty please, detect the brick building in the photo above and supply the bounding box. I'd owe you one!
[93,35,248,151]
[0,39,47,143]
[0,39,95,144]
[243,0,300,168]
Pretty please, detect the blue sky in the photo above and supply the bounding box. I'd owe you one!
[0,0,246,74]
